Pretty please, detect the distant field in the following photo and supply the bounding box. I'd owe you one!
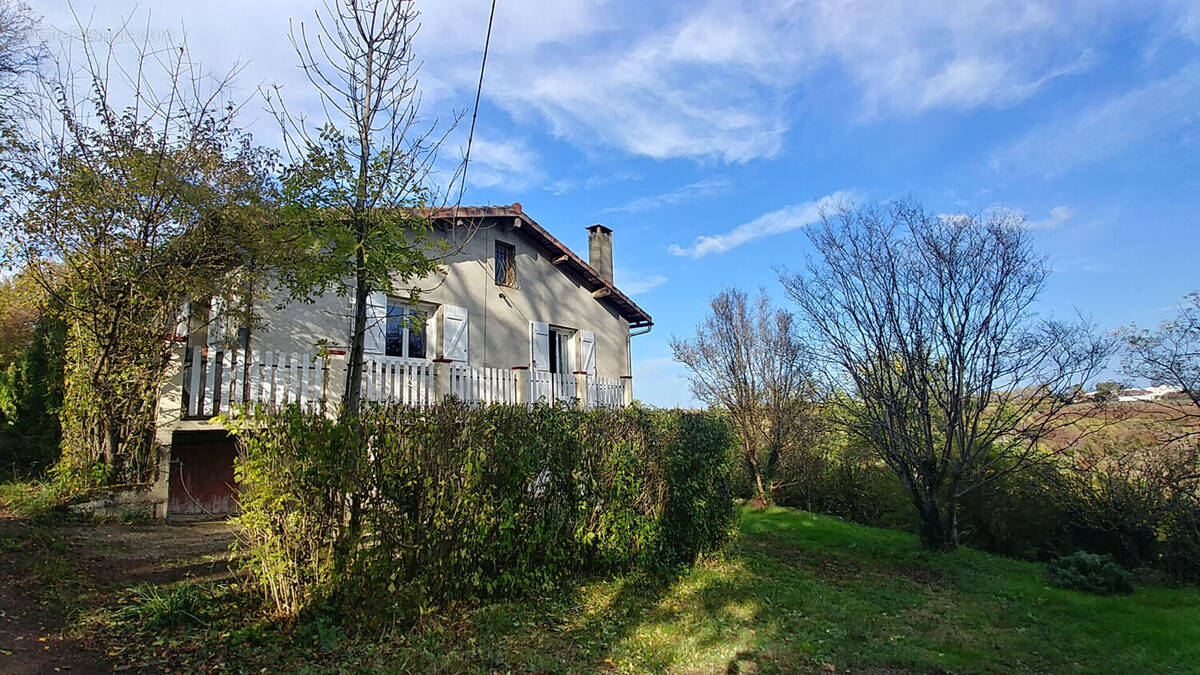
[1042,400,1198,455]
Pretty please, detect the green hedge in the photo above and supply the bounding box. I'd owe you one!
[230,403,736,621]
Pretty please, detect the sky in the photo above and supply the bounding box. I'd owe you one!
[29,0,1200,406]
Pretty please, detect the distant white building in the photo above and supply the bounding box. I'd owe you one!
[1116,385,1184,402]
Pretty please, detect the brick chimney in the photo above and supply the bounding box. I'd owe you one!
[586,224,614,284]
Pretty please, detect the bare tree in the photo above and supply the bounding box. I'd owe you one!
[1123,292,1200,434]
[1117,290,1200,491]
[780,201,1113,549]
[266,0,460,413]
[0,0,39,210]
[671,288,816,505]
[0,0,38,104]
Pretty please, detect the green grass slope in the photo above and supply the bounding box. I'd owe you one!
[400,507,1200,673]
[66,506,1200,673]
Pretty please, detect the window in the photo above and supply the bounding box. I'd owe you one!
[548,328,572,374]
[385,300,427,359]
[495,240,516,286]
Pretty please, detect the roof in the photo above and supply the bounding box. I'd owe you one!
[427,204,653,329]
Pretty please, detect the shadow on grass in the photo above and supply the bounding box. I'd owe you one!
[463,549,814,673]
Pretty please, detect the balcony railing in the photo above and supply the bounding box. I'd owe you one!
[180,349,627,419]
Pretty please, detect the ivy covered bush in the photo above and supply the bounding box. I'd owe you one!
[1047,551,1134,595]
[230,403,735,621]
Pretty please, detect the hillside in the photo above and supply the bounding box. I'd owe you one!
[1044,400,1198,459]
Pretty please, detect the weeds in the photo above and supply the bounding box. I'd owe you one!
[112,583,208,630]
[0,480,70,521]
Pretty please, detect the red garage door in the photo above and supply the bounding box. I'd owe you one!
[168,431,239,516]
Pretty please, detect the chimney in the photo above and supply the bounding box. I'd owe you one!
[586,224,614,284]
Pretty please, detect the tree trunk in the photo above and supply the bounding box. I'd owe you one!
[342,241,368,416]
[745,437,769,506]
[916,489,958,551]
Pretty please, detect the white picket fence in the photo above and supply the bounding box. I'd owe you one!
[530,371,577,403]
[587,376,625,408]
[186,348,325,417]
[446,364,522,404]
[362,355,435,407]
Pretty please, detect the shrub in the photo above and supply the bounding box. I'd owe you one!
[0,311,65,479]
[956,461,1071,561]
[1048,551,1134,595]
[229,403,736,622]
[770,430,915,529]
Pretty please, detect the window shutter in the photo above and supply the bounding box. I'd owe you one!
[580,330,597,375]
[363,291,388,354]
[442,305,469,363]
[176,300,191,341]
[530,321,550,372]
[207,296,225,347]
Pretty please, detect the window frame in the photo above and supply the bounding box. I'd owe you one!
[384,299,431,360]
[494,239,517,287]
[547,327,575,374]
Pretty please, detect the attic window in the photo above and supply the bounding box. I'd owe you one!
[495,240,516,286]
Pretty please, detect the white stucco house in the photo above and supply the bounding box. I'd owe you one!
[152,204,654,517]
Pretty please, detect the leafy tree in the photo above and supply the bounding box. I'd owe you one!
[1,22,279,483]
[267,0,457,412]
[671,288,816,505]
[1093,381,1123,402]
[0,269,64,476]
[780,201,1112,549]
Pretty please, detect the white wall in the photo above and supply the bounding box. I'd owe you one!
[241,220,634,380]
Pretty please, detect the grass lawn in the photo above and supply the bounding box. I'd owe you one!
[378,507,1198,673]
[7,503,1199,673]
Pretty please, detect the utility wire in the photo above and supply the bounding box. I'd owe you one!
[455,0,498,212]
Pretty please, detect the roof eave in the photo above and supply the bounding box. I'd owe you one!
[427,206,653,327]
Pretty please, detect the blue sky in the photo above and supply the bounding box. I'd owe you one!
[33,1,1200,406]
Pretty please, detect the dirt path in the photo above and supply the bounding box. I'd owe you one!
[0,514,234,674]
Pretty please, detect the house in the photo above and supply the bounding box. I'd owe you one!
[151,203,653,518]
[1115,385,1184,403]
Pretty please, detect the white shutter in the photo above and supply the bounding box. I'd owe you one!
[443,305,469,363]
[207,296,225,347]
[363,291,388,354]
[176,300,191,341]
[580,330,597,375]
[530,321,550,372]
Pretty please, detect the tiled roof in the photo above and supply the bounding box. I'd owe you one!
[427,204,653,328]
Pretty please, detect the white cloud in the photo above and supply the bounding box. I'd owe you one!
[1025,206,1076,230]
[1178,1,1200,42]
[544,171,641,196]
[668,191,854,259]
[806,1,1113,114]
[603,177,730,214]
[461,136,541,191]
[614,268,667,295]
[444,0,1139,160]
[993,64,1200,175]
[30,1,1195,165]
